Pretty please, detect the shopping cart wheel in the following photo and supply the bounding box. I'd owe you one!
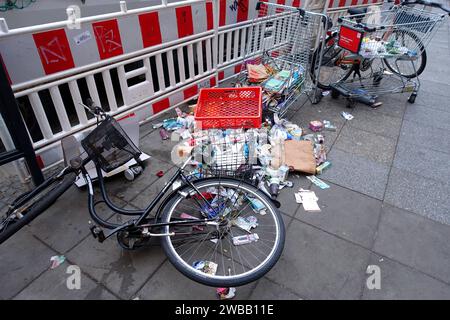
[312,90,323,104]
[331,89,340,99]
[408,93,417,104]
[346,99,356,109]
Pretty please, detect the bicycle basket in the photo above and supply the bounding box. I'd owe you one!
[81,116,142,173]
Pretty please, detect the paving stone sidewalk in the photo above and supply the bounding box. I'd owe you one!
[1,12,449,300]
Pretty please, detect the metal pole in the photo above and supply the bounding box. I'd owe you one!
[211,0,219,87]
[0,63,44,185]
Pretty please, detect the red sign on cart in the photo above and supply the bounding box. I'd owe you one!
[33,29,75,75]
[338,25,364,54]
[92,19,124,60]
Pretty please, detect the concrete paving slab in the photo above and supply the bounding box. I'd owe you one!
[66,235,166,299]
[384,168,450,225]
[131,166,179,210]
[373,204,450,284]
[249,278,303,300]
[362,254,450,300]
[296,182,382,249]
[421,58,450,82]
[367,94,409,119]
[0,229,56,299]
[334,126,397,165]
[320,149,390,200]
[265,219,371,299]
[104,156,174,203]
[419,79,450,98]
[28,186,122,254]
[135,260,257,300]
[290,97,348,130]
[13,263,117,300]
[139,127,180,164]
[399,119,450,154]
[350,107,404,138]
[404,103,450,131]
[414,92,450,113]
[393,140,450,184]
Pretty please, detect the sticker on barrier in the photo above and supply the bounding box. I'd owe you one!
[92,19,124,60]
[33,29,75,75]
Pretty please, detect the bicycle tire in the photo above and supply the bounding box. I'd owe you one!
[311,35,354,90]
[383,29,427,78]
[160,177,285,287]
[0,172,76,244]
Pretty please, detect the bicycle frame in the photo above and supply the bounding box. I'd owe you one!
[81,154,223,243]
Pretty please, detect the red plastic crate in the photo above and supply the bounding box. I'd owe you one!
[194,87,262,129]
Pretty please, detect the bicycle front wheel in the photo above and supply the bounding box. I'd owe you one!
[160,178,285,287]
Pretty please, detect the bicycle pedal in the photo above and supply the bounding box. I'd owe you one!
[90,225,106,243]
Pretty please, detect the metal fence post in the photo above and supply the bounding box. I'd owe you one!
[0,63,44,186]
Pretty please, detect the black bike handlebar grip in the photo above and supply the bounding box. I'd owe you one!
[85,97,95,109]
[255,2,261,10]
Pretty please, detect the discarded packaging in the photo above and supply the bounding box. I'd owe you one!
[341,112,354,120]
[316,161,332,175]
[159,128,170,140]
[216,287,236,300]
[323,120,336,131]
[284,140,316,174]
[193,260,218,275]
[247,196,266,214]
[232,233,259,246]
[156,170,164,177]
[50,255,66,269]
[233,216,258,232]
[306,175,330,189]
[309,120,323,132]
[296,189,321,212]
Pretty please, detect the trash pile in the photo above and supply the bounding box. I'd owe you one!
[154,107,335,203]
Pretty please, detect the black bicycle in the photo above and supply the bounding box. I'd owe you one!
[0,99,285,287]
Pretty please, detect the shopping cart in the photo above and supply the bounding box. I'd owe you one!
[327,2,447,105]
[235,2,328,116]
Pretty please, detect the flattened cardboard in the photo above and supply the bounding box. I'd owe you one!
[284,140,316,174]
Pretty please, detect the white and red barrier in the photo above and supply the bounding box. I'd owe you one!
[0,0,383,174]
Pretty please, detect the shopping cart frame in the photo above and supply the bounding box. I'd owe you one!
[329,3,447,105]
[235,2,329,117]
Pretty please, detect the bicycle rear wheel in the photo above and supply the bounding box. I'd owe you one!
[383,29,427,78]
[0,172,76,244]
[160,177,285,287]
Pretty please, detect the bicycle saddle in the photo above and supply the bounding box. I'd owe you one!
[348,7,367,16]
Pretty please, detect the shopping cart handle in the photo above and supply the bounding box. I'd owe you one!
[355,23,378,32]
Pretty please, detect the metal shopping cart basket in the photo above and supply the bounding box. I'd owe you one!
[236,1,328,116]
[331,5,446,105]
[188,130,260,185]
